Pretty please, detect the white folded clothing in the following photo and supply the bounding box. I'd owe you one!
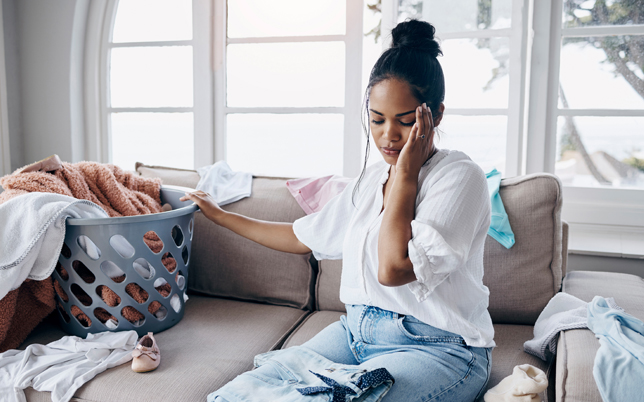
[524,293,590,360]
[196,160,252,206]
[484,364,548,402]
[0,193,108,301]
[0,330,138,402]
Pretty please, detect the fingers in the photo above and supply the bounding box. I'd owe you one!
[424,103,433,135]
[179,190,210,202]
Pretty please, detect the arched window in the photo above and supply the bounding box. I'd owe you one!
[86,0,211,171]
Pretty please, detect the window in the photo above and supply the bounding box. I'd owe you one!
[554,1,644,190]
[541,1,644,235]
[214,0,365,177]
[87,0,643,238]
[86,0,211,171]
[385,0,525,176]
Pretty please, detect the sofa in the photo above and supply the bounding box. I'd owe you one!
[17,163,644,402]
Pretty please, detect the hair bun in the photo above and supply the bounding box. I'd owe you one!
[391,19,442,58]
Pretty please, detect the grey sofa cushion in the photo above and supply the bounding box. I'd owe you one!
[483,174,563,325]
[136,164,315,310]
[556,270,644,402]
[315,174,565,324]
[23,296,309,402]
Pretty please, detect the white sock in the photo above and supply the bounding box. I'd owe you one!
[484,364,548,402]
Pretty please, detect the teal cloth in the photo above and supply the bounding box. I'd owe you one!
[486,169,515,249]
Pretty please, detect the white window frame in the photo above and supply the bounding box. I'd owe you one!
[84,0,213,169]
[381,0,532,178]
[0,0,11,176]
[213,0,364,177]
[527,1,644,240]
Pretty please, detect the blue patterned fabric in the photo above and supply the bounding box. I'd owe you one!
[208,346,395,402]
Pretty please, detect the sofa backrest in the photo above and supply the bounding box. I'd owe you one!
[136,163,316,310]
[316,173,566,326]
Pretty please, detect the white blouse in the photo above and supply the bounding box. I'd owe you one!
[293,149,495,348]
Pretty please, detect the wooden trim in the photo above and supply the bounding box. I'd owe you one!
[561,24,644,38]
[228,35,346,44]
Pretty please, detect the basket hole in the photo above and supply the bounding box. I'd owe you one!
[170,294,181,313]
[181,246,189,265]
[110,235,135,259]
[162,252,177,273]
[55,262,69,281]
[189,218,194,237]
[133,258,155,280]
[100,261,126,283]
[125,283,149,304]
[149,301,168,321]
[175,271,185,290]
[77,235,101,260]
[96,285,121,307]
[121,306,145,326]
[72,261,95,283]
[70,284,93,306]
[57,302,70,323]
[143,231,164,254]
[154,277,171,297]
[171,225,184,247]
[54,279,69,302]
[61,242,72,259]
[71,305,92,327]
[94,308,119,329]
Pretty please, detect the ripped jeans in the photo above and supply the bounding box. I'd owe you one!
[209,304,492,402]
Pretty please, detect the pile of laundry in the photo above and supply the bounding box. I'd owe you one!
[0,155,177,352]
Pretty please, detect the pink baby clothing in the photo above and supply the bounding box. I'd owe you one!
[285,175,351,215]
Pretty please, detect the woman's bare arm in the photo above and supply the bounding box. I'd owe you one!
[180,191,311,255]
[378,103,437,286]
[378,173,417,286]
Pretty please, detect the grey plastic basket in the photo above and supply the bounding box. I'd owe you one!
[52,185,198,338]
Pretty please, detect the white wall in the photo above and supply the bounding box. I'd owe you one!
[2,0,22,171]
[14,0,88,166]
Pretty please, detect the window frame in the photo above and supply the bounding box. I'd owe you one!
[529,0,644,231]
[85,0,213,169]
[382,0,532,178]
[212,0,364,177]
[85,0,644,237]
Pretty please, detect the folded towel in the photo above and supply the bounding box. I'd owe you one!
[196,161,252,206]
[0,193,108,300]
[484,364,548,401]
[524,293,621,361]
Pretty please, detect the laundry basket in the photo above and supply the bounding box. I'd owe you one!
[52,185,199,338]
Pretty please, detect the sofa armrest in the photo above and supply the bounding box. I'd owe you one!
[555,270,644,402]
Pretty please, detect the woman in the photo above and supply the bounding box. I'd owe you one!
[182,19,494,402]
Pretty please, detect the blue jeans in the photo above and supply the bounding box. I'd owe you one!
[210,304,492,401]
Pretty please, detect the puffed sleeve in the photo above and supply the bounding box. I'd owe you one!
[406,159,491,302]
[292,177,358,260]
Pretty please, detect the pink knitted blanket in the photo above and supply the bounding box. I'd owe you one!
[0,156,163,352]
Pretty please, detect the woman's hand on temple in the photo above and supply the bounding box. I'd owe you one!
[397,103,435,177]
[179,190,225,224]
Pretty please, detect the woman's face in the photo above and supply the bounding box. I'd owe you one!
[368,78,442,165]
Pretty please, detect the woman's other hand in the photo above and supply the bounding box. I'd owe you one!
[396,103,435,177]
[180,190,225,224]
